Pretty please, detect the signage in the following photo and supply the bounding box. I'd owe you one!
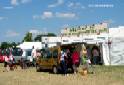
[63,40,69,42]
[84,38,94,40]
[97,37,105,40]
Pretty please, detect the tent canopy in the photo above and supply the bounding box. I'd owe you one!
[17,42,42,49]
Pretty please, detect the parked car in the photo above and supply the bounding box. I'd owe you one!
[13,48,33,64]
[0,49,6,63]
[0,54,5,63]
[12,48,23,64]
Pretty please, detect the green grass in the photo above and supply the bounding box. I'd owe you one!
[0,63,124,85]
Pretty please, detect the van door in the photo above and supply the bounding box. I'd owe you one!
[41,50,52,69]
[52,49,59,65]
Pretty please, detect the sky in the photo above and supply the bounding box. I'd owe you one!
[0,0,124,42]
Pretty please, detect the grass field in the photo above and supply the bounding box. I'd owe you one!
[0,63,124,85]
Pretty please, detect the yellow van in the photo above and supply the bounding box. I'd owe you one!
[36,46,61,73]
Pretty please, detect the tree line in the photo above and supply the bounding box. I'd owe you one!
[0,32,56,49]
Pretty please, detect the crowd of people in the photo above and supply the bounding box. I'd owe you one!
[0,44,101,76]
[1,48,16,72]
[59,45,100,76]
[0,46,40,72]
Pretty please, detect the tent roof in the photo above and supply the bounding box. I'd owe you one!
[109,26,124,37]
[17,42,42,49]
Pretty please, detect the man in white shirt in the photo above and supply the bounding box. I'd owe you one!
[21,49,27,69]
[31,46,37,66]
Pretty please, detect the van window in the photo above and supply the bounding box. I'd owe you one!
[53,50,58,58]
[26,50,32,56]
[12,48,23,56]
[43,50,52,58]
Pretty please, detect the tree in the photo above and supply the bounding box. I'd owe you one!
[23,32,32,42]
[34,35,43,41]
[34,33,56,42]
[10,42,17,48]
[47,33,56,37]
[0,42,18,49]
[0,42,9,49]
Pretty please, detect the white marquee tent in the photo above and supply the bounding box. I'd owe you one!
[109,26,124,65]
[17,42,42,50]
[17,26,124,65]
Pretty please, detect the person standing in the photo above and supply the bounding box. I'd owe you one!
[92,47,100,65]
[81,45,91,75]
[60,50,67,76]
[21,49,27,69]
[4,53,10,72]
[86,46,91,61]
[9,50,14,63]
[72,49,80,74]
[8,50,14,70]
[66,49,72,70]
[82,47,87,65]
[31,46,37,67]
[86,46,94,74]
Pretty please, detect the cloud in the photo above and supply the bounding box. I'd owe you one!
[56,12,76,18]
[29,29,42,34]
[0,17,7,20]
[41,11,53,19]
[88,4,114,8]
[33,11,77,20]
[67,2,85,9]
[33,11,53,20]
[62,24,69,28]
[3,6,14,10]
[32,15,40,20]
[11,0,31,6]
[48,0,64,8]
[103,19,115,24]
[68,2,75,8]
[11,0,18,6]
[6,30,20,37]
[21,0,32,4]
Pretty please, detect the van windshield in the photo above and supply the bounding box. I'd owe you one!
[12,48,23,56]
[0,50,7,56]
[42,50,52,58]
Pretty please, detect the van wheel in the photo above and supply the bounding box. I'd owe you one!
[36,64,41,72]
[53,66,58,74]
